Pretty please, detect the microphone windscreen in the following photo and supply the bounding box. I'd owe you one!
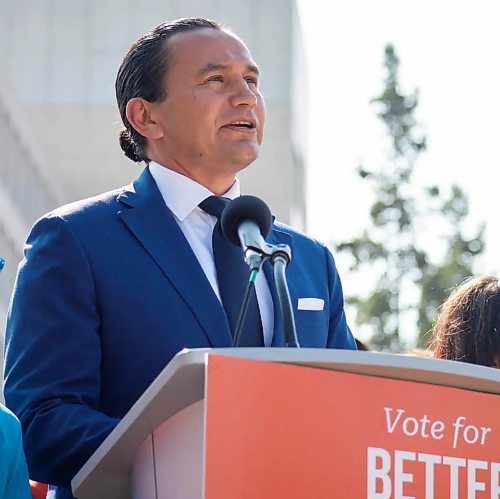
[221,195,273,246]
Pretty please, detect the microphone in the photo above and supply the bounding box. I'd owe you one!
[220,196,272,347]
[220,195,272,264]
[221,196,300,348]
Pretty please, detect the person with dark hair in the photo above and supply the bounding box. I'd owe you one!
[355,338,370,351]
[4,18,355,498]
[430,275,500,368]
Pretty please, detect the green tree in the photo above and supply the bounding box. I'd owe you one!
[336,45,484,351]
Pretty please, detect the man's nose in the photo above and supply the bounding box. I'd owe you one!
[230,79,258,107]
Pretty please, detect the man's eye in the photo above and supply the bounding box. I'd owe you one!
[206,75,224,83]
[245,77,258,86]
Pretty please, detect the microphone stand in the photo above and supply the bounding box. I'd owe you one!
[232,242,300,348]
[232,266,260,348]
[270,245,299,348]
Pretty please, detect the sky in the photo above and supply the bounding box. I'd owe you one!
[298,0,499,267]
[297,0,500,343]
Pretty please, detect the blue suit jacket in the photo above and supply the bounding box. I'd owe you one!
[4,168,355,497]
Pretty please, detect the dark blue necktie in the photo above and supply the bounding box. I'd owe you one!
[199,196,264,346]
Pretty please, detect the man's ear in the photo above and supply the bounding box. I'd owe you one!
[126,98,164,140]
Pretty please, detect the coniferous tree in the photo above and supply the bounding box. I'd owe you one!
[336,45,484,351]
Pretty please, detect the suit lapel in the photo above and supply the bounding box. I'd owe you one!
[117,168,232,347]
[263,226,293,347]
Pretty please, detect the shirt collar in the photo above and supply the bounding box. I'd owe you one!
[149,161,241,221]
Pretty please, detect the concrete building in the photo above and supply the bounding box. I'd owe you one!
[0,1,308,347]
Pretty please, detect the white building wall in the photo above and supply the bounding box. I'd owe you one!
[0,68,62,351]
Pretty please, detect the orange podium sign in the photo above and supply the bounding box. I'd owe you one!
[205,354,500,499]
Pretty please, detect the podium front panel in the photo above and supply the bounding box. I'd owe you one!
[204,354,500,499]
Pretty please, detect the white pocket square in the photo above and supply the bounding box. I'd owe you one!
[297,298,324,311]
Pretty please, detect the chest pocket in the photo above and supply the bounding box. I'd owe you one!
[295,308,328,329]
[294,308,328,347]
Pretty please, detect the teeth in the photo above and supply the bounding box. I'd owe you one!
[231,121,252,127]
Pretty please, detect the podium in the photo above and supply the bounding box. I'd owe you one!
[72,349,500,498]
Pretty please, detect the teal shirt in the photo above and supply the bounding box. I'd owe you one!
[0,404,31,499]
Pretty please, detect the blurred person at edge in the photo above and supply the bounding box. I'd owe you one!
[430,275,500,368]
[3,18,355,499]
[0,258,31,499]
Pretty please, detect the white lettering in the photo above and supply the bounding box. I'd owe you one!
[453,416,467,449]
[418,453,442,499]
[468,459,487,498]
[443,456,466,499]
[385,407,405,433]
[383,408,446,440]
[403,417,419,437]
[367,447,499,497]
[420,414,431,438]
[394,450,415,499]
[367,447,392,499]
[430,420,445,440]
[480,426,492,445]
[464,426,480,445]
[492,462,500,499]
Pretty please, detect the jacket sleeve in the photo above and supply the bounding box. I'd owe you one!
[323,245,357,350]
[4,215,119,486]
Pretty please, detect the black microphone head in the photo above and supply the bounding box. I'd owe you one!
[221,195,273,246]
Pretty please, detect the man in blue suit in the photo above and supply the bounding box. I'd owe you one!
[4,18,356,498]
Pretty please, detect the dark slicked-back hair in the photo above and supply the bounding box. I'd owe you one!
[116,18,223,163]
[430,275,500,367]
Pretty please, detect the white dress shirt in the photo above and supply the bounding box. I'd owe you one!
[149,161,274,345]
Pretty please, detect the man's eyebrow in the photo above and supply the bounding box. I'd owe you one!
[198,63,260,76]
[247,64,260,75]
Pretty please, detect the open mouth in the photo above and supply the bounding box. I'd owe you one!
[223,120,256,131]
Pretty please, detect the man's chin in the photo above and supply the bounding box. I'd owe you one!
[228,144,260,169]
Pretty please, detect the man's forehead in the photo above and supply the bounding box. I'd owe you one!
[167,28,258,70]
